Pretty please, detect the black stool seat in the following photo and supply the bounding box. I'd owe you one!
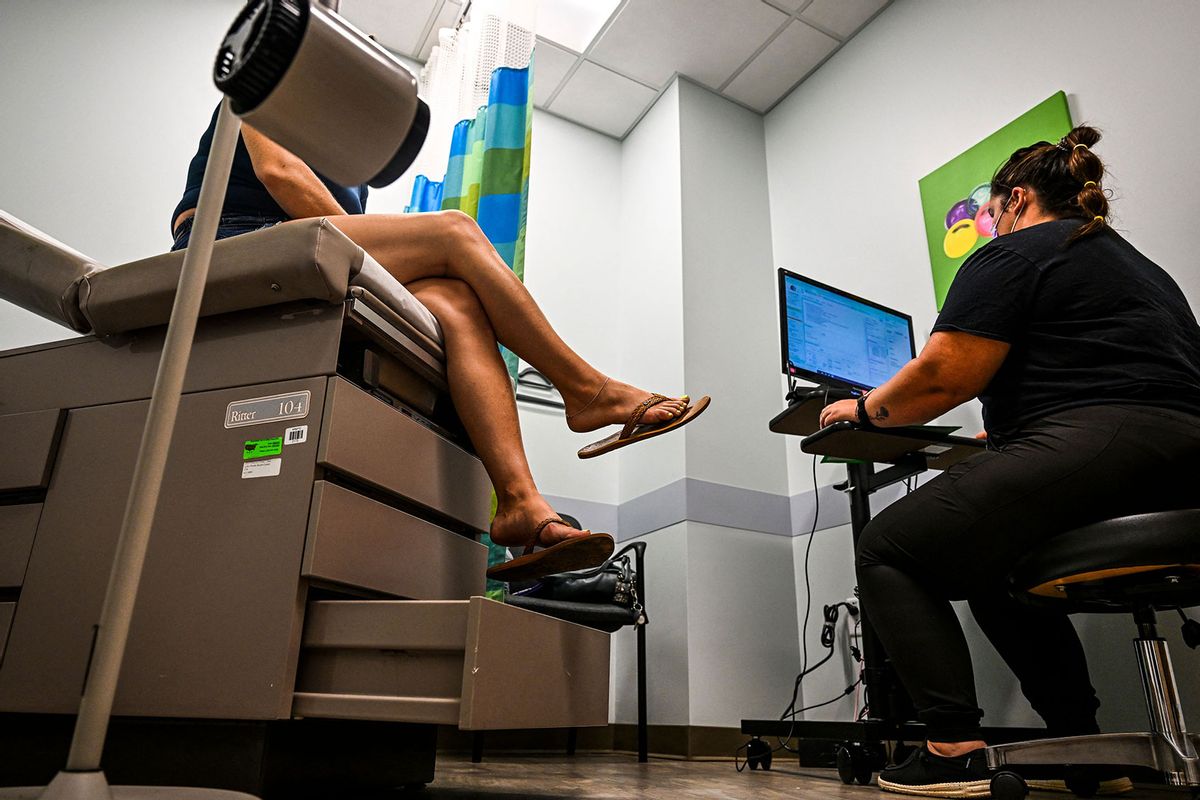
[1010,509,1200,613]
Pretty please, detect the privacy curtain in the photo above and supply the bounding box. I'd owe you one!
[407,63,533,379]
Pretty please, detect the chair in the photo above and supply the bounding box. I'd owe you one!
[475,541,650,763]
[986,509,1200,799]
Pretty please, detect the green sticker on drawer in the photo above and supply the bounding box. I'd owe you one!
[243,436,283,460]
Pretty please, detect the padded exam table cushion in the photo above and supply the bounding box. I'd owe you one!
[0,212,443,348]
[0,209,103,332]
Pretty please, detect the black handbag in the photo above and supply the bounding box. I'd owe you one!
[508,542,647,632]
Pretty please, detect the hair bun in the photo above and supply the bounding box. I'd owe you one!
[1063,125,1102,149]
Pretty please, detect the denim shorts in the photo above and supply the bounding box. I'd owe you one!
[170,214,285,251]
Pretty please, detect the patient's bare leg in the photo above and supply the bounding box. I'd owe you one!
[327,211,686,430]
[407,277,587,547]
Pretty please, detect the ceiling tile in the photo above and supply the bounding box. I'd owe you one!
[762,0,808,12]
[338,0,440,57]
[533,38,580,108]
[799,0,888,39]
[548,60,658,138]
[723,19,838,113]
[589,0,788,90]
[417,0,461,61]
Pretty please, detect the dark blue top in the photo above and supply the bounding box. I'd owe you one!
[171,105,368,232]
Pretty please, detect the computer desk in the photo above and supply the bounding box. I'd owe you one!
[740,389,1045,781]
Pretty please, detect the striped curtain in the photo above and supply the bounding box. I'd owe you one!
[407,64,533,379]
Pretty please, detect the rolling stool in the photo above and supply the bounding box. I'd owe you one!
[986,509,1200,799]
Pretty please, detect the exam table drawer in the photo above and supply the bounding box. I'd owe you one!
[303,481,486,599]
[0,504,41,587]
[0,409,64,492]
[317,378,491,533]
[293,598,610,730]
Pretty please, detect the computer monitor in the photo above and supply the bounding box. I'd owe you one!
[778,268,915,392]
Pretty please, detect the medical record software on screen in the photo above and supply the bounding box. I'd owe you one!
[782,272,914,391]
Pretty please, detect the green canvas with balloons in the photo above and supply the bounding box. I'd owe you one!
[919,91,1073,310]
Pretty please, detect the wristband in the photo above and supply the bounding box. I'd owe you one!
[856,392,877,429]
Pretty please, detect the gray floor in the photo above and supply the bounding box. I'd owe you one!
[414,754,1185,799]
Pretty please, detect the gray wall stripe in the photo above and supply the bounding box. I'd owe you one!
[546,475,917,541]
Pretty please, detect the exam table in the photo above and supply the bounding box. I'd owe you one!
[0,211,609,796]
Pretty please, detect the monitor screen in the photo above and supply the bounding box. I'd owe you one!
[778,268,915,391]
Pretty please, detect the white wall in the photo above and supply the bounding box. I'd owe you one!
[611,523,691,726]
[613,83,687,503]
[678,79,789,496]
[1,2,431,350]
[517,111,624,506]
[764,0,1200,730]
[0,0,244,350]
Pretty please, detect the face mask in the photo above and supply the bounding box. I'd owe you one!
[1007,204,1023,235]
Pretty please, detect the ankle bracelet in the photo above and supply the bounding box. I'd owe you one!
[566,376,610,420]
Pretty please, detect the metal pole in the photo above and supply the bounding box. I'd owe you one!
[845,462,892,725]
[635,543,648,763]
[64,99,242,772]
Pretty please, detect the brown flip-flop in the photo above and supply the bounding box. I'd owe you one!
[577,394,711,459]
[485,517,615,583]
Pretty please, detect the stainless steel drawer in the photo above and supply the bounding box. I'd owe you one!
[303,481,486,599]
[0,504,41,588]
[316,378,491,533]
[294,598,610,730]
[0,410,64,492]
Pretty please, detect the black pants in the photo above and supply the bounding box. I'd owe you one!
[856,404,1200,742]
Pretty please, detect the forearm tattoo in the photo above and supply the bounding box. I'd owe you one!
[872,405,890,423]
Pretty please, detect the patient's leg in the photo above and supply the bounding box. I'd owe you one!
[407,277,587,547]
[326,211,687,430]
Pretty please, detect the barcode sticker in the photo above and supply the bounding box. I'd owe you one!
[284,425,308,445]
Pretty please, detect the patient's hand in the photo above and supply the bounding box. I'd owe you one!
[974,431,988,440]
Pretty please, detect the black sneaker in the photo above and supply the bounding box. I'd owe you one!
[877,746,991,798]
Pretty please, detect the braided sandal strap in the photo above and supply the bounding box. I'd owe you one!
[524,517,568,555]
[620,394,672,440]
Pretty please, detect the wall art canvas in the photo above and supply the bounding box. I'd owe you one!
[919,91,1073,309]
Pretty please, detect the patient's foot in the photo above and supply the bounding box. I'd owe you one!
[490,494,591,550]
[564,377,688,434]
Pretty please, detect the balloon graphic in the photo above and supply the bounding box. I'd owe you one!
[969,183,991,209]
[945,198,978,229]
[944,218,978,258]
[975,203,995,238]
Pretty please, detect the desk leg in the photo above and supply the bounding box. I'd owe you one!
[846,462,914,728]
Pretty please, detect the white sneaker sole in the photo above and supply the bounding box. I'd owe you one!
[877,777,991,798]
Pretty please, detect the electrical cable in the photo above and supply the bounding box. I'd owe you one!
[770,453,823,755]
[734,394,859,770]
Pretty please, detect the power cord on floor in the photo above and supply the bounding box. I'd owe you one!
[734,452,861,770]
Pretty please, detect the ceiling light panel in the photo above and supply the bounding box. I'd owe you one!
[589,0,788,90]
[536,0,620,53]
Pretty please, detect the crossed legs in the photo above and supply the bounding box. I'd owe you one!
[322,211,686,547]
